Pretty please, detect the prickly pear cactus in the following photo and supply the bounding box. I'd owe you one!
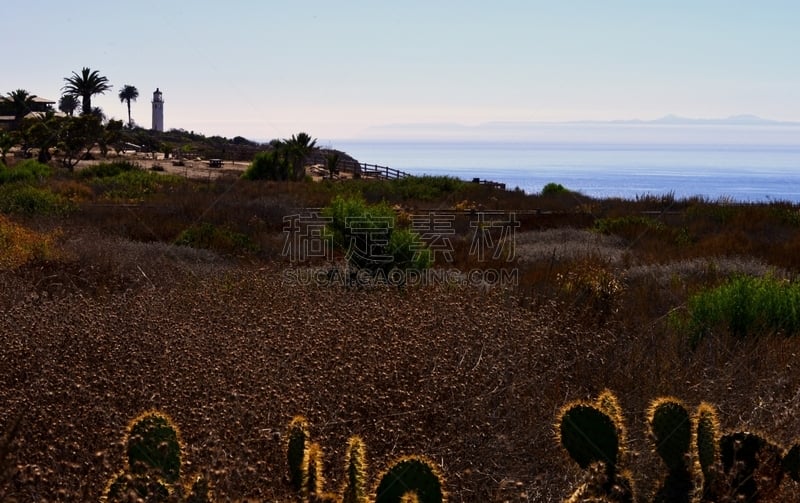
[399,492,421,503]
[126,411,182,484]
[719,431,784,501]
[375,456,445,503]
[286,416,310,492]
[342,436,368,503]
[104,470,171,502]
[185,473,212,503]
[304,442,325,500]
[595,390,627,448]
[782,443,800,482]
[648,398,692,472]
[694,401,720,498]
[559,403,620,472]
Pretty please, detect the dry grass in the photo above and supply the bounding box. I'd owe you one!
[1,173,800,501]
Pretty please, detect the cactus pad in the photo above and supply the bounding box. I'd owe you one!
[126,411,182,484]
[342,436,368,503]
[286,416,310,492]
[648,398,691,472]
[375,457,445,503]
[559,403,620,471]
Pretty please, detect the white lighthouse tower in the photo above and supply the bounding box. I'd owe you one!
[151,88,164,132]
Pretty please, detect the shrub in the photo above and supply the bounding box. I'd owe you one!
[242,151,290,181]
[175,222,256,254]
[78,160,140,179]
[683,274,800,346]
[0,184,72,215]
[322,195,431,274]
[88,169,184,200]
[0,159,52,185]
[0,214,58,269]
[541,182,569,195]
[379,176,465,201]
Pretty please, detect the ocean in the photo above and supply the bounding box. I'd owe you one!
[332,140,800,203]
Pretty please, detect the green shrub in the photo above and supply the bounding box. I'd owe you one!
[0,159,52,185]
[78,160,139,179]
[0,184,72,215]
[322,195,431,274]
[175,222,255,254]
[379,176,465,201]
[593,215,664,236]
[541,182,569,195]
[242,151,290,181]
[88,169,184,200]
[683,274,800,346]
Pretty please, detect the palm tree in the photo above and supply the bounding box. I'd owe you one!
[282,132,317,180]
[6,89,35,128]
[58,94,79,116]
[62,67,112,116]
[118,84,138,127]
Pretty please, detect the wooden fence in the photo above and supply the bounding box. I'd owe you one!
[337,159,507,189]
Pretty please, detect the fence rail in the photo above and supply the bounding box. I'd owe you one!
[337,159,507,189]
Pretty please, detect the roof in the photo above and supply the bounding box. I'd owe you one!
[0,95,56,104]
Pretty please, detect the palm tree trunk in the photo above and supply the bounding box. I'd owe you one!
[127,100,132,127]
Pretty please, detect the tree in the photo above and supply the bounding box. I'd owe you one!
[58,94,79,116]
[6,89,35,129]
[118,85,139,128]
[325,151,340,178]
[0,130,17,164]
[57,115,104,170]
[23,115,60,163]
[282,132,317,181]
[100,119,124,157]
[62,67,111,116]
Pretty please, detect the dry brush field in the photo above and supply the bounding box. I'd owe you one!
[1,168,800,501]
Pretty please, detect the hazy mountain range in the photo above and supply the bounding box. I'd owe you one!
[360,115,800,144]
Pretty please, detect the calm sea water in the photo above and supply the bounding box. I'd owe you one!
[333,140,800,203]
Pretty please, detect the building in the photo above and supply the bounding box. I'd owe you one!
[151,88,164,132]
[0,95,56,130]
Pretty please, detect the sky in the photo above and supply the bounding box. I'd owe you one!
[4,1,800,143]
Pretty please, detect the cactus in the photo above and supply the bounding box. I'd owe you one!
[558,393,635,503]
[185,473,213,503]
[126,410,182,484]
[719,431,784,501]
[305,442,325,501]
[399,492,421,503]
[694,401,720,498]
[782,443,800,482]
[375,456,445,503]
[104,411,216,502]
[648,398,692,472]
[558,403,620,473]
[565,463,635,503]
[104,471,170,502]
[595,390,627,451]
[287,416,310,493]
[648,398,693,503]
[342,436,368,503]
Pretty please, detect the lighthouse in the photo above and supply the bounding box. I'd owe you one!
[151,88,164,132]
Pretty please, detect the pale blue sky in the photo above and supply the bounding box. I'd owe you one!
[4,1,799,142]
